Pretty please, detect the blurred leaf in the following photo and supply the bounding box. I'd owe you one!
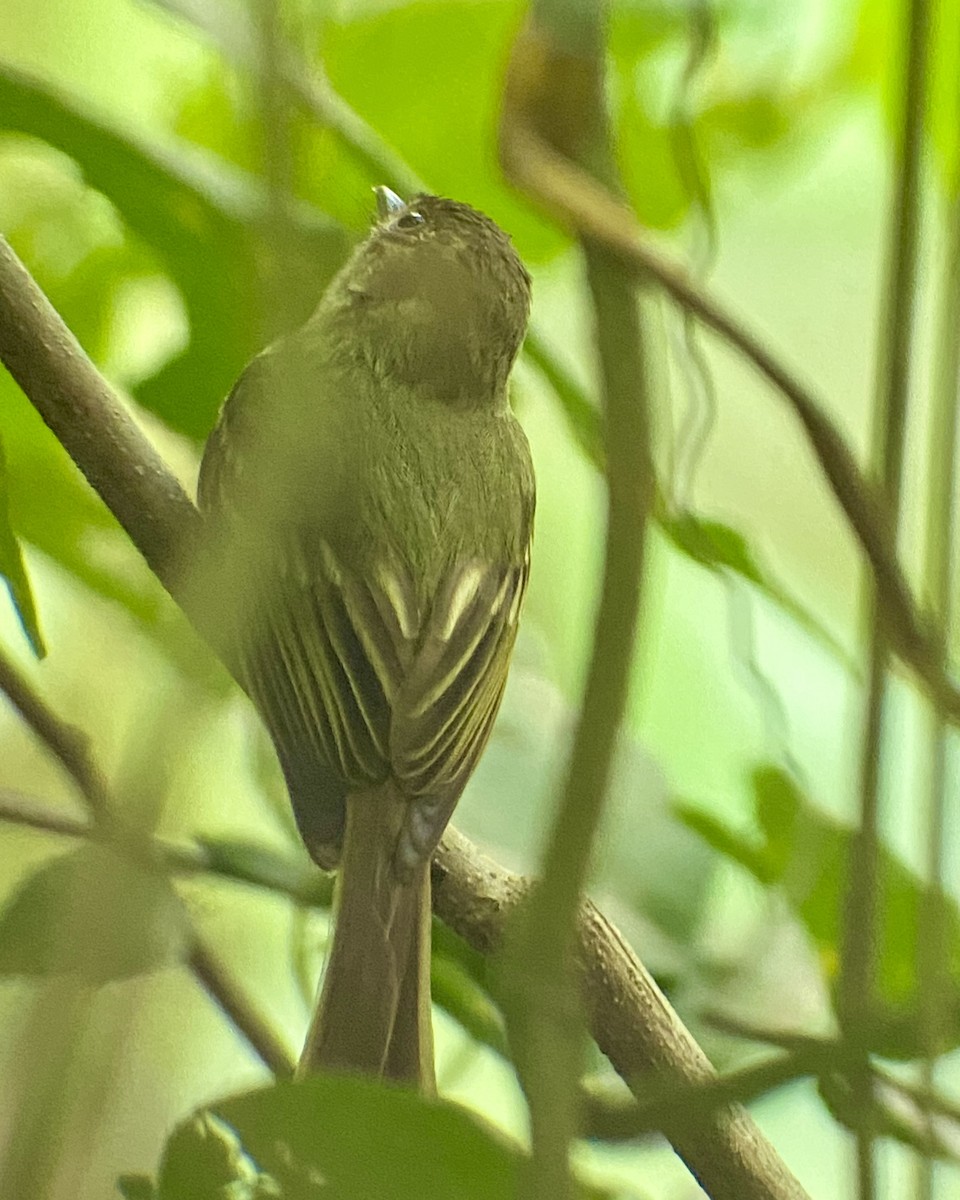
[615,96,691,232]
[430,950,508,1058]
[210,1075,529,1200]
[157,1114,278,1200]
[0,432,45,656]
[660,512,855,669]
[321,0,565,262]
[523,332,604,472]
[608,2,690,230]
[674,802,774,884]
[0,64,346,438]
[678,765,960,1056]
[0,843,187,982]
[117,1175,159,1200]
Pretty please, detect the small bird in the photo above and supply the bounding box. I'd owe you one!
[198,188,534,1090]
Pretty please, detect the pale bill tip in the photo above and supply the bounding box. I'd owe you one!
[374,186,406,221]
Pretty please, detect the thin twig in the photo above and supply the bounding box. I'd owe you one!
[0,787,331,906]
[0,788,89,838]
[915,19,960,1193]
[497,122,960,724]
[840,2,933,1195]
[189,939,296,1076]
[0,648,110,819]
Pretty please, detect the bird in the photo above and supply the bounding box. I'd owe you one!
[197,187,535,1091]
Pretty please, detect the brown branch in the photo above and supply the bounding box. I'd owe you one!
[498,118,957,726]
[0,236,201,594]
[189,939,296,1077]
[433,828,810,1200]
[0,232,809,1199]
[0,648,110,818]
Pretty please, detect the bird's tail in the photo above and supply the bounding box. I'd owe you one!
[297,782,435,1091]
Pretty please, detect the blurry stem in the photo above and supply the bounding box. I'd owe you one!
[0,977,92,1199]
[498,121,960,724]
[915,34,960,1196]
[840,0,932,1193]
[494,8,654,1197]
[0,788,93,837]
[511,245,652,1200]
[190,939,295,1076]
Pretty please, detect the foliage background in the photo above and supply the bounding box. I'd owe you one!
[0,0,958,1196]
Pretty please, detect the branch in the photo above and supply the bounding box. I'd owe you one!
[0,233,807,1200]
[495,12,656,1198]
[0,649,110,819]
[189,939,295,1077]
[433,828,810,1200]
[498,93,959,727]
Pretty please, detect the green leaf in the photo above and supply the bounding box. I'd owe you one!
[681,764,960,1058]
[158,1114,278,1200]
[430,951,508,1058]
[0,433,45,656]
[608,4,691,231]
[321,0,565,262]
[674,802,775,885]
[0,844,187,982]
[212,1075,526,1200]
[0,64,346,438]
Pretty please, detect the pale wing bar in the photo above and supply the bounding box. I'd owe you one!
[240,545,528,877]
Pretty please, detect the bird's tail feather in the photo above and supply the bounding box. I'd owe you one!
[297,783,435,1090]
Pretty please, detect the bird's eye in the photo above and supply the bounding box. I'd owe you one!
[396,211,425,230]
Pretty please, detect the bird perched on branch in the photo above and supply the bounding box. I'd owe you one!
[198,187,534,1090]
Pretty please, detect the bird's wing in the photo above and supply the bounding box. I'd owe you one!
[390,550,531,875]
[237,542,530,875]
[199,352,533,874]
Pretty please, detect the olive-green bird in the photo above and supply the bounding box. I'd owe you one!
[198,189,534,1090]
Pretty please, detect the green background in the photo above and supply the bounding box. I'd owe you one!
[0,0,958,1196]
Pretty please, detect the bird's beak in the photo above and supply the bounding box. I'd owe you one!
[374,186,406,221]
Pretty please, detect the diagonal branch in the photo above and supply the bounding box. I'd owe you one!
[498,117,957,725]
[0,232,807,1200]
[0,650,110,819]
